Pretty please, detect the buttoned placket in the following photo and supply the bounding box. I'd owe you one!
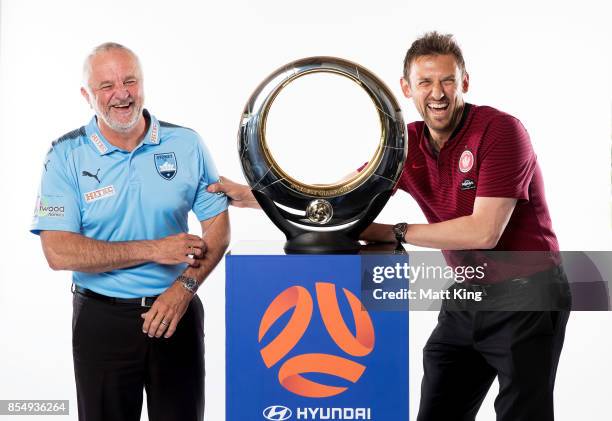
[127,142,147,187]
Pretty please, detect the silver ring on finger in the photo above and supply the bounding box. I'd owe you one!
[161,320,169,327]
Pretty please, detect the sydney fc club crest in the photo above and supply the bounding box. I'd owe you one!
[154,153,177,180]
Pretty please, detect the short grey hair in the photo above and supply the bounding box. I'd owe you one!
[82,42,142,90]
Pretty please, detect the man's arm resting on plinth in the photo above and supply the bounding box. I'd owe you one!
[361,197,517,250]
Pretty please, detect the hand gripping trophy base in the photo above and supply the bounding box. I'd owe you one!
[252,189,393,254]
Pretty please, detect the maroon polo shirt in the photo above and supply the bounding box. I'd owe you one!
[397,104,559,282]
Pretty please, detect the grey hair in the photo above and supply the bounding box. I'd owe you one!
[82,42,142,90]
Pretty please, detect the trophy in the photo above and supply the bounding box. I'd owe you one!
[239,57,406,253]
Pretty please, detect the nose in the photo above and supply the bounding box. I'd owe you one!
[114,88,130,100]
[112,85,131,101]
[431,81,445,100]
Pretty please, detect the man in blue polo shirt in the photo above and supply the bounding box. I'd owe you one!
[31,42,229,421]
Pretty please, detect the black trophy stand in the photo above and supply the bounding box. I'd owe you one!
[252,189,393,254]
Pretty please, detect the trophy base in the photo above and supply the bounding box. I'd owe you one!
[284,232,361,254]
[252,189,394,255]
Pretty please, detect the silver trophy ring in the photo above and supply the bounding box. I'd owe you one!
[239,56,406,253]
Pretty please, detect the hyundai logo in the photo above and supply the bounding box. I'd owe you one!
[263,405,292,420]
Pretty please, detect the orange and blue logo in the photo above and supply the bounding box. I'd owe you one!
[226,254,408,421]
[258,282,375,398]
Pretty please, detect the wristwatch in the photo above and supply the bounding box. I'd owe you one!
[392,222,408,244]
[176,275,199,294]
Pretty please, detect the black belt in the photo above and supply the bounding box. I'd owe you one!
[463,265,566,297]
[72,285,158,307]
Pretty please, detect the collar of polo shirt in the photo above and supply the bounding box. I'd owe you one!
[86,109,160,155]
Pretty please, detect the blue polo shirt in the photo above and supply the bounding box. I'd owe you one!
[31,110,228,298]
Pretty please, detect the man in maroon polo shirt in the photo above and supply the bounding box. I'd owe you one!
[208,32,570,421]
[372,32,571,421]
[368,32,569,420]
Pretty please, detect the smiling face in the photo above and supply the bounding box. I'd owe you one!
[401,54,469,142]
[81,48,144,134]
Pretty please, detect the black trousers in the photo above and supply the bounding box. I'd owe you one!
[72,292,205,421]
[416,310,570,421]
[417,268,571,421]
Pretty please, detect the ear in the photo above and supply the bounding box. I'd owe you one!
[80,87,92,108]
[462,72,470,93]
[400,77,412,99]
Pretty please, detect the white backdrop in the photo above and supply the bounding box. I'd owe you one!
[0,1,610,420]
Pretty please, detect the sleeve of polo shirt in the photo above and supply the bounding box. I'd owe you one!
[192,136,229,221]
[475,115,537,202]
[30,147,82,235]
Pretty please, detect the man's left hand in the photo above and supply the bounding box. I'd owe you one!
[207,176,260,209]
[141,282,194,339]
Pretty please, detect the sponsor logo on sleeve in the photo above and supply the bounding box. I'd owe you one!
[84,185,116,203]
[36,196,65,217]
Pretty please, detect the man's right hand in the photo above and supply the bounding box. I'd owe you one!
[152,233,206,267]
[207,176,260,209]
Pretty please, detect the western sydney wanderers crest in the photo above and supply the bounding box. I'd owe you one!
[154,153,177,180]
[459,149,474,173]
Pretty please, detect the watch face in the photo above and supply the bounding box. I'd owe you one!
[181,277,198,292]
[394,223,407,242]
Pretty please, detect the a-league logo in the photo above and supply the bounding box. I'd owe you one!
[258,282,375,398]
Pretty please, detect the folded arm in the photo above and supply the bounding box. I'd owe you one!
[40,230,205,273]
[142,210,230,338]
